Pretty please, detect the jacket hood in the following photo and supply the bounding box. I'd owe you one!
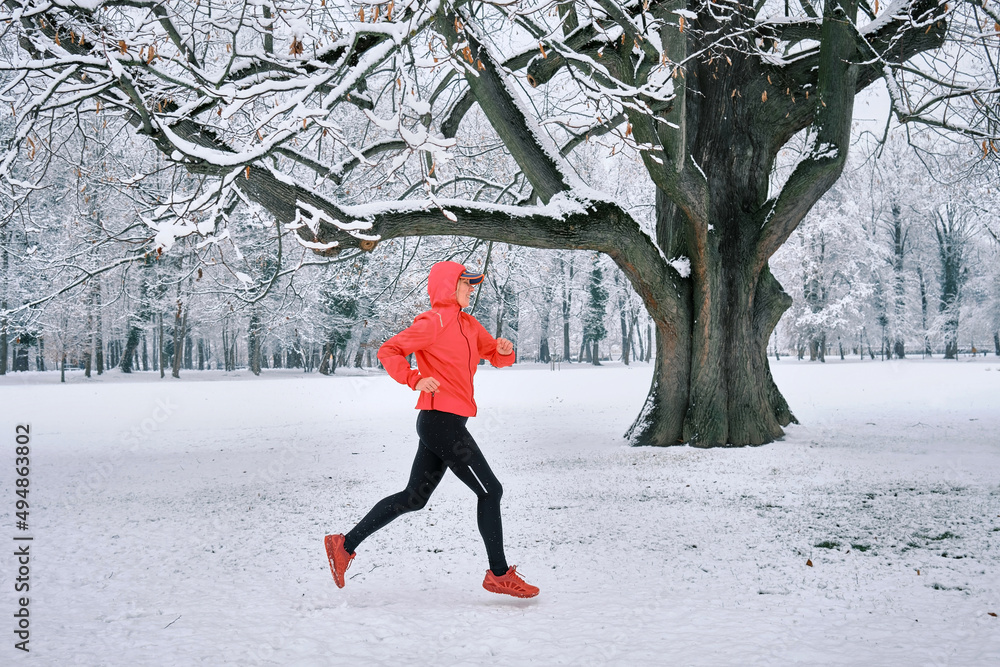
[427,261,466,308]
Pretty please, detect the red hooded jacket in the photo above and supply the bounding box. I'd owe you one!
[377,261,515,417]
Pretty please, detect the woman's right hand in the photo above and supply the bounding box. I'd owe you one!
[415,376,440,393]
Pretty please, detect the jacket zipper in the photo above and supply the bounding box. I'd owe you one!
[457,316,473,406]
[429,309,444,411]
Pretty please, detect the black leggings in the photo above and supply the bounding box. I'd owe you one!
[343,410,509,576]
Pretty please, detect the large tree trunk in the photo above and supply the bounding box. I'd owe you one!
[616,58,808,444]
[682,262,796,446]
[623,198,798,446]
[621,0,881,445]
[625,318,691,447]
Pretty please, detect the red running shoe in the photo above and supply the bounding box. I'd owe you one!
[482,566,539,598]
[324,534,355,588]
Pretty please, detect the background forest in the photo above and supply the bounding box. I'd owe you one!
[1,0,999,383]
[1,121,998,378]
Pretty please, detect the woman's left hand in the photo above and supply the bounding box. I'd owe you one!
[496,338,513,355]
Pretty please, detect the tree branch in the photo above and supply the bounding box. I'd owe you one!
[755,0,861,270]
[439,46,541,138]
[438,8,579,203]
[756,0,950,269]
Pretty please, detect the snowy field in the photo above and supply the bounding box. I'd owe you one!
[1,357,998,666]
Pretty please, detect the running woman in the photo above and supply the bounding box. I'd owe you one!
[324,261,539,598]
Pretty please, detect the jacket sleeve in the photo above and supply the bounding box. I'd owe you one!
[377,314,439,389]
[469,315,515,368]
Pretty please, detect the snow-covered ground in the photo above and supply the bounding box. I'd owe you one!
[1,357,998,666]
